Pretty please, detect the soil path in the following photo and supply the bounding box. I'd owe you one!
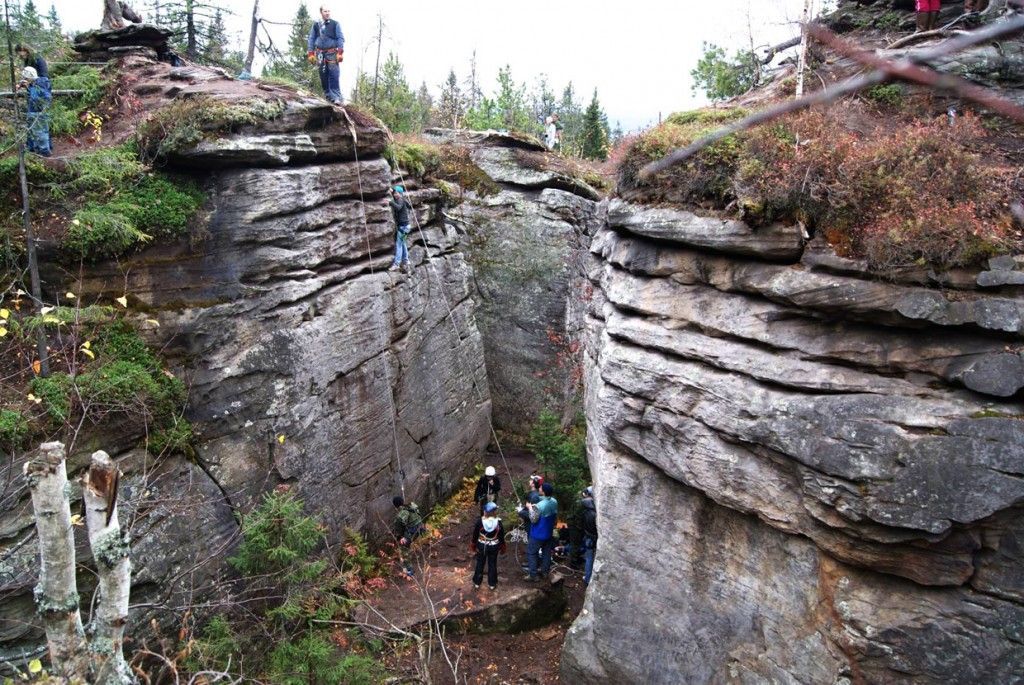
[368,448,587,684]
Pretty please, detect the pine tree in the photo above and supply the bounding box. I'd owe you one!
[201,9,227,64]
[262,3,317,90]
[557,82,584,157]
[530,75,557,136]
[462,50,482,112]
[46,4,62,38]
[494,65,530,132]
[415,81,433,131]
[580,89,609,161]
[436,69,463,128]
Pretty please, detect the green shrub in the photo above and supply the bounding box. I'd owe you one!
[385,139,440,178]
[866,84,903,108]
[528,410,590,523]
[0,410,29,449]
[108,176,204,240]
[231,489,326,578]
[267,636,382,685]
[30,373,74,424]
[65,204,150,259]
[48,66,106,137]
[148,417,195,458]
[67,143,144,193]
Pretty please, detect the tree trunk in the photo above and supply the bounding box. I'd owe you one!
[24,442,90,681]
[796,0,814,97]
[243,0,259,74]
[185,0,197,59]
[101,0,125,30]
[83,450,132,684]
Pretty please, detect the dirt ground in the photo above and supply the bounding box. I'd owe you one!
[371,448,588,684]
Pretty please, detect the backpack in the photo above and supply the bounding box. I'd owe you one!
[402,504,424,540]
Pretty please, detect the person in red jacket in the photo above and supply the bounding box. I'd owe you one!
[470,502,506,590]
[916,0,941,31]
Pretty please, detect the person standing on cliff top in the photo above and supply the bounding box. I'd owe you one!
[307,5,345,104]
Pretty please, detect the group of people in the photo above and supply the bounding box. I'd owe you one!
[915,0,989,31]
[390,468,598,592]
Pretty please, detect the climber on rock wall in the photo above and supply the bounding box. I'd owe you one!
[388,186,413,274]
[307,4,345,105]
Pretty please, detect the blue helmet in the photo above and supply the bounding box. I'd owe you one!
[483,502,498,514]
[393,185,405,193]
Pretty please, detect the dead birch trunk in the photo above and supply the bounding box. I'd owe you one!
[796,0,815,97]
[25,442,135,684]
[24,442,90,680]
[83,450,133,684]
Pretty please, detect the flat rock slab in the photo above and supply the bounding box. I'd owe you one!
[357,566,566,636]
[608,199,803,260]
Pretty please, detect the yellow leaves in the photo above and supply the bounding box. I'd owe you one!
[80,341,95,360]
[438,606,448,616]
[26,393,41,404]
[0,308,9,319]
[115,296,128,308]
[277,434,286,444]
[64,292,76,300]
[145,319,160,327]
[27,659,42,674]
[0,327,7,338]
[39,306,54,315]
[41,315,61,325]
[72,218,81,226]
[70,514,84,527]
[31,360,41,375]
[162,369,176,379]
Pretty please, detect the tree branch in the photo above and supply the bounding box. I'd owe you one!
[639,13,1024,179]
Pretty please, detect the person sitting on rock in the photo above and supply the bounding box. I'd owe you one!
[307,4,345,104]
[470,501,506,590]
[524,482,557,582]
[474,466,502,512]
[393,495,424,577]
[388,186,413,274]
[15,44,48,79]
[17,66,51,157]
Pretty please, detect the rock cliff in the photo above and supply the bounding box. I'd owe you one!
[422,129,604,437]
[562,199,1024,682]
[1,56,491,660]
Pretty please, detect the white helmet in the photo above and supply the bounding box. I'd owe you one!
[484,466,496,477]
[20,66,37,81]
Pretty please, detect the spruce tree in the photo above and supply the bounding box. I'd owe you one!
[581,89,609,161]
[437,68,463,128]
[557,82,583,157]
[262,3,317,90]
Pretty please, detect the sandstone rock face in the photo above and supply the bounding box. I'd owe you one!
[425,129,604,436]
[563,205,1024,682]
[1,63,490,660]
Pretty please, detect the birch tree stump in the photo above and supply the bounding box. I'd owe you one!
[24,442,90,681]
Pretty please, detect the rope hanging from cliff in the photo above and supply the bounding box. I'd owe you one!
[385,134,521,508]
[341,109,406,500]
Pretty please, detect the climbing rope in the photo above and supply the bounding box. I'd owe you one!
[387,138,523,509]
[340,109,406,500]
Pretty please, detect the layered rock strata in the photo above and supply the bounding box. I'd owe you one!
[1,59,490,661]
[563,199,1024,683]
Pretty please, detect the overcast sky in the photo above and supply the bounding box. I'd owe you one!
[46,0,822,130]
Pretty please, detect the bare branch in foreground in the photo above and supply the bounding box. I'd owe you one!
[639,13,1024,180]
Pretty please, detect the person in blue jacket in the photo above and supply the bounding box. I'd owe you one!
[524,482,558,581]
[17,66,51,156]
[306,5,345,104]
[15,44,48,79]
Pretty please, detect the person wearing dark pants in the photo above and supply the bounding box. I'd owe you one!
[580,486,598,586]
[307,5,344,104]
[524,482,557,581]
[470,502,506,590]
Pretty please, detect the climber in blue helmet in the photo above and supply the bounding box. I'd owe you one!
[388,186,413,275]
